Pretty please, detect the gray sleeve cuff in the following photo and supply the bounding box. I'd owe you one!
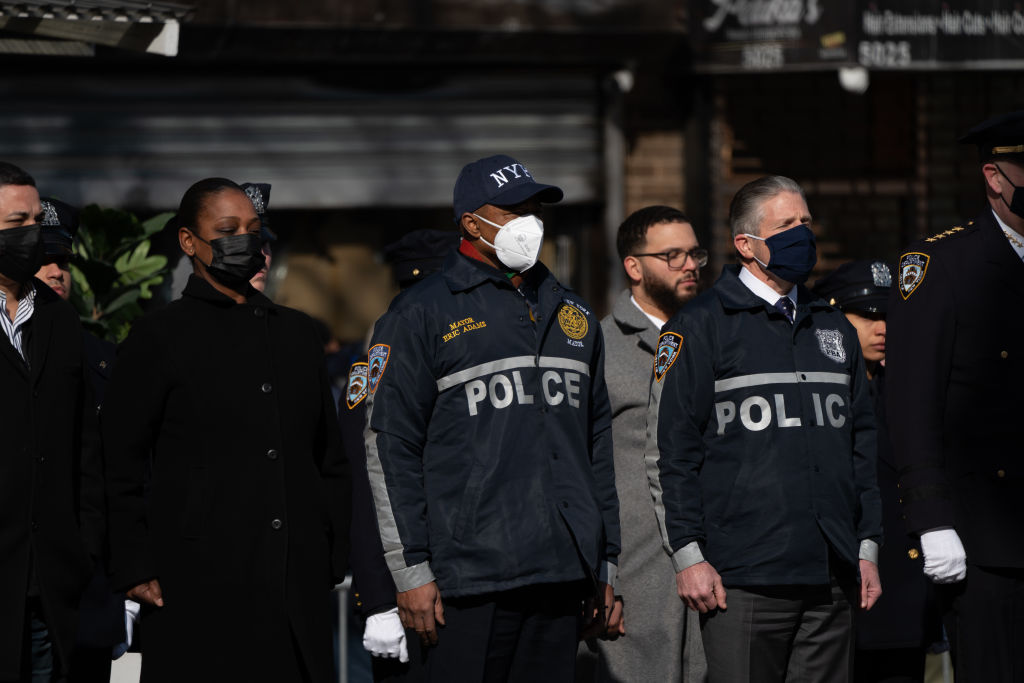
[391,561,436,593]
[670,541,705,573]
[859,539,879,564]
[598,561,618,590]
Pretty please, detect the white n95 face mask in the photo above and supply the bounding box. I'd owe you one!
[472,213,544,273]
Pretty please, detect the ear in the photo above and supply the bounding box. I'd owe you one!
[623,255,643,285]
[982,162,1004,196]
[460,212,482,239]
[178,226,196,257]
[734,233,755,259]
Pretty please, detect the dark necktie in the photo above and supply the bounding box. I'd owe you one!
[774,296,795,323]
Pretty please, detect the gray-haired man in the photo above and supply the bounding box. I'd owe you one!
[647,176,882,682]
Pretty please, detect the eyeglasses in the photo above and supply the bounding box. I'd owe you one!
[633,247,709,269]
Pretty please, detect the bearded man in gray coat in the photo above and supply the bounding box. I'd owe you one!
[578,206,707,682]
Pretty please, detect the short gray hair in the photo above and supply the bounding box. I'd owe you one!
[729,175,807,238]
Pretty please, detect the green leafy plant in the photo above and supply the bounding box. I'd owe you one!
[68,205,172,343]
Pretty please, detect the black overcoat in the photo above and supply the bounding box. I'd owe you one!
[103,276,350,683]
[856,369,941,650]
[887,210,1024,568]
[0,280,104,679]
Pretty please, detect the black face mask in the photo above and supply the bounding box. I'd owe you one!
[191,232,265,291]
[0,224,44,284]
[995,164,1024,220]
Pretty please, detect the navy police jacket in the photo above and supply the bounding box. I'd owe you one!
[365,248,619,598]
[647,265,882,585]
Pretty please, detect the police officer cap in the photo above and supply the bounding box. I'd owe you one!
[452,154,563,223]
[812,259,893,315]
[959,110,1024,161]
[384,229,460,289]
[39,197,79,258]
[240,182,277,243]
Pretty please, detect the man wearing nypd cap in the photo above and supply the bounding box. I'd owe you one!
[647,175,882,682]
[364,154,620,681]
[887,111,1024,681]
[341,229,459,682]
[34,198,128,682]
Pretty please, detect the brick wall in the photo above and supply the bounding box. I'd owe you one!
[624,131,686,216]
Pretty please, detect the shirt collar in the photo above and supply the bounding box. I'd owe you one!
[629,294,667,330]
[0,281,36,305]
[442,247,554,294]
[991,208,1024,259]
[738,264,797,307]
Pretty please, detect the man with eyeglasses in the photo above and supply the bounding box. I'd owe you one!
[578,205,706,681]
[647,176,882,682]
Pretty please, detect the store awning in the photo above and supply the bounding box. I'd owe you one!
[0,1,193,56]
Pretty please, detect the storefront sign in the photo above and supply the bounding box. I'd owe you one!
[691,0,1024,72]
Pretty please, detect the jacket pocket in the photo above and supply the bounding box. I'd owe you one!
[182,466,209,539]
[451,459,486,544]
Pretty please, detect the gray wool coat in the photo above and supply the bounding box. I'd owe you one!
[577,289,706,682]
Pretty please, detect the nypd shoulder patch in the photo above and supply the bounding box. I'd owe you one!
[345,361,369,409]
[898,252,930,300]
[654,332,683,383]
[815,329,846,364]
[367,344,391,394]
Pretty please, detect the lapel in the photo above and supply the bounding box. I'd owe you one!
[28,282,55,387]
[611,289,659,355]
[0,331,28,378]
[978,210,1024,300]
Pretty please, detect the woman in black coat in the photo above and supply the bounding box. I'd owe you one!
[103,178,350,682]
[814,261,941,683]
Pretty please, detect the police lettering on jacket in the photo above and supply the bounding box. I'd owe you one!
[364,252,620,599]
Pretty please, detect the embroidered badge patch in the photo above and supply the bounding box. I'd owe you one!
[244,184,266,214]
[557,303,589,341]
[815,329,846,364]
[367,344,390,394]
[871,261,892,288]
[345,362,369,409]
[654,332,683,383]
[898,252,929,300]
[41,200,59,226]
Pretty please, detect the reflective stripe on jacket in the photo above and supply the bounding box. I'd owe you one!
[648,265,881,586]
[366,251,619,598]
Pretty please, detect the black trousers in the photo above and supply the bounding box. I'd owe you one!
[854,647,926,683]
[404,582,584,683]
[941,564,1024,683]
[700,580,857,683]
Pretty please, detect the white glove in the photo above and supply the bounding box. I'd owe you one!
[112,599,141,659]
[363,607,408,663]
[920,528,967,584]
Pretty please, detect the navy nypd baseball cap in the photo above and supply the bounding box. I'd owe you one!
[452,154,563,223]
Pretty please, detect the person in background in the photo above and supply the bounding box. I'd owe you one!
[35,197,130,683]
[813,260,941,683]
[0,162,103,683]
[103,177,350,682]
[887,110,1024,682]
[341,229,460,682]
[241,182,275,293]
[578,205,707,682]
[647,175,882,683]
[365,154,620,682]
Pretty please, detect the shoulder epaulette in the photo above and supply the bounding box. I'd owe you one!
[920,219,976,246]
